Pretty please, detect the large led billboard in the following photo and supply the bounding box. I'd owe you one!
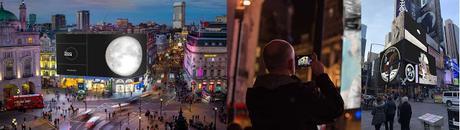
[417,0,444,44]
[56,33,147,78]
[379,39,436,86]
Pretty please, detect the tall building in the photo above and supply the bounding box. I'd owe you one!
[51,14,66,31]
[39,34,56,88]
[173,1,185,29]
[361,24,367,61]
[215,15,227,23]
[184,21,227,101]
[444,19,459,61]
[28,13,36,29]
[0,2,41,102]
[76,10,90,31]
[19,0,26,31]
[116,18,129,28]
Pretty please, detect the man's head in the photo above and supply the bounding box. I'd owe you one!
[401,96,409,103]
[263,39,295,75]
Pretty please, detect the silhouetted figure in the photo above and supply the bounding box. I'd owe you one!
[372,97,386,130]
[385,96,396,130]
[398,97,412,130]
[246,40,344,130]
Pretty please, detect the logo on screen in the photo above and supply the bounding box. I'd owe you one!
[64,47,78,61]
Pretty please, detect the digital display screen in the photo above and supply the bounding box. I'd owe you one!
[56,33,147,78]
[296,55,312,67]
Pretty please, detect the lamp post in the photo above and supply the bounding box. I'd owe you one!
[160,98,163,116]
[138,116,141,129]
[214,107,218,130]
[84,100,87,111]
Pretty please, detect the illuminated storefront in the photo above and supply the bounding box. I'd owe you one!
[113,77,146,93]
[60,76,110,93]
[115,79,137,93]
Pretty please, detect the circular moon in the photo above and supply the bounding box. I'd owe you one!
[105,36,142,77]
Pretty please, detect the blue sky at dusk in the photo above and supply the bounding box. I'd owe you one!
[2,0,226,25]
[362,0,459,60]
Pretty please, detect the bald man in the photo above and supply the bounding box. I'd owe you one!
[246,39,344,130]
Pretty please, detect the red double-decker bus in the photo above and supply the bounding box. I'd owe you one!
[5,94,44,110]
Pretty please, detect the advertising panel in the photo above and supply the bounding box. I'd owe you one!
[379,39,437,85]
[56,33,147,78]
[395,0,421,20]
[417,0,444,44]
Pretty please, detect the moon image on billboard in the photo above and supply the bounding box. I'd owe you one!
[380,47,401,83]
[105,36,143,77]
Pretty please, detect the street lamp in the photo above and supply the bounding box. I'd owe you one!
[138,116,141,129]
[160,98,163,116]
[127,112,130,125]
[214,107,218,130]
[84,100,87,111]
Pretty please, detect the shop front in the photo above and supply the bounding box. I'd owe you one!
[60,76,111,95]
[191,79,227,102]
[114,78,144,94]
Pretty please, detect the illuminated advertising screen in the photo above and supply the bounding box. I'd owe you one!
[379,39,436,85]
[395,0,421,20]
[56,33,147,78]
[417,0,444,43]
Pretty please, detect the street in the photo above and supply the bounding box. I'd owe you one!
[362,99,450,130]
[0,80,226,130]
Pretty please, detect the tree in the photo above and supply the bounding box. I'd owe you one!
[174,108,188,130]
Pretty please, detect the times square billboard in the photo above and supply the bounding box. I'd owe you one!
[56,33,147,78]
[378,39,437,86]
[395,0,444,45]
[417,0,444,44]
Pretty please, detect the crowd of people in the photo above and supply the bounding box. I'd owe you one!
[371,95,412,130]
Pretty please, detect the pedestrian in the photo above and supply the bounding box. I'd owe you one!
[385,96,396,130]
[372,96,386,130]
[398,96,412,130]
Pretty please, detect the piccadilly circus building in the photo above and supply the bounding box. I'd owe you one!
[184,21,227,102]
[0,2,41,102]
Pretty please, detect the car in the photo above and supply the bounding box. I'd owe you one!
[442,91,459,107]
[447,106,459,130]
[85,116,101,128]
[75,109,94,121]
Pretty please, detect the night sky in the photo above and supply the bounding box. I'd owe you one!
[2,0,226,25]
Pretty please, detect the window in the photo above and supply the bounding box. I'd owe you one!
[5,59,14,79]
[218,70,221,77]
[210,70,214,77]
[444,93,453,97]
[203,70,207,77]
[17,39,22,44]
[193,69,196,77]
[23,58,33,77]
[27,37,33,44]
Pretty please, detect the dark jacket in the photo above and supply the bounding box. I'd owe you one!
[398,102,412,124]
[246,74,344,130]
[372,102,386,125]
[385,100,397,121]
